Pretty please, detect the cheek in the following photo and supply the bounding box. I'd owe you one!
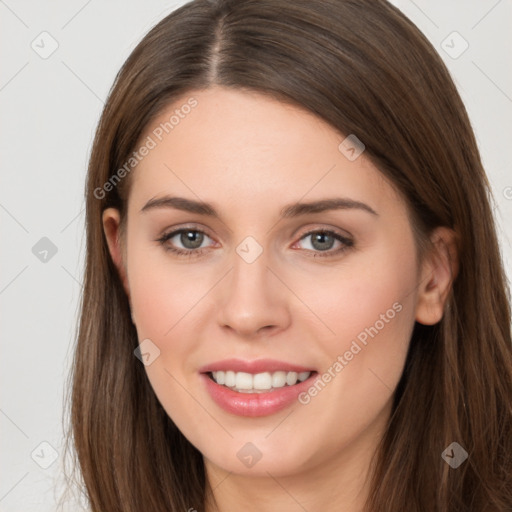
[305,240,417,347]
[126,242,216,393]
[127,241,202,338]
[331,264,415,348]
[314,238,418,402]
[126,248,208,426]
[289,247,417,449]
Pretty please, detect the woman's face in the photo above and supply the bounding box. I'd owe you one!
[103,86,434,480]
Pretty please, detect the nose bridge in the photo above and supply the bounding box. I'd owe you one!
[229,237,276,308]
[232,241,270,294]
[216,235,290,336]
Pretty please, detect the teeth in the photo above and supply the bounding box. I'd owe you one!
[254,372,272,390]
[225,371,236,387]
[298,371,310,382]
[215,370,225,385]
[211,370,312,392]
[272,371,287,388]
[235,372,253,390]
[286,371,298,385]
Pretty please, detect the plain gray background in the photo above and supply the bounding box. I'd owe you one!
[1,0,511,510]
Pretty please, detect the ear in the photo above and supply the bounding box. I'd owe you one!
[102,208,130,300]
[415,226,459,325]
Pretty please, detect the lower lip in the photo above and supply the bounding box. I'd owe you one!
[200,372,317,417]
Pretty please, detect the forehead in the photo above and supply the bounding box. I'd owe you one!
[129,86,402,217]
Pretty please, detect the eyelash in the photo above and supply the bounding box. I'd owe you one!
[155,226,354,259]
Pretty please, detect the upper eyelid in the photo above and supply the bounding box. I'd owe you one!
[160,225,215,242]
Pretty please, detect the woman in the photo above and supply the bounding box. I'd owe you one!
[64,0,512,510]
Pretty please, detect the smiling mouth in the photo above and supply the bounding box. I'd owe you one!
[206,370,316,393]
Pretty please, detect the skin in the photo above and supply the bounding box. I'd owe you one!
[102,86,457,512]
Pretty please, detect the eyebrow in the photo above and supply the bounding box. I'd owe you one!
[140,195,378,218]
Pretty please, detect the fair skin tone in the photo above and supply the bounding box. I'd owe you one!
[102,86,457,512]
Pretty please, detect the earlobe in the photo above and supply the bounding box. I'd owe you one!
[102,208,130,298]
[415,227,459,326]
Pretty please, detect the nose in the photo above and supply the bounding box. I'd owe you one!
[216,248,291,339]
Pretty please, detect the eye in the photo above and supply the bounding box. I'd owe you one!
[293,229,353,258]
[156,228,215,257]
[156,227,354,259]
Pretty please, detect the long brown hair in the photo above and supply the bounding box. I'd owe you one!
[62,0,512,510]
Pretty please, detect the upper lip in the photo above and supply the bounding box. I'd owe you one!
[198,358,315,374]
